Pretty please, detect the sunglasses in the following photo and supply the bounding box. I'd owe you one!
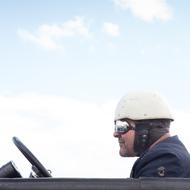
[114,120,135,134]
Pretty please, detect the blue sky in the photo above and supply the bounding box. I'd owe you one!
[0,0,190,177]
[0,0,190,107]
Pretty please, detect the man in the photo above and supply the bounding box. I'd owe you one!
[113,91,190,178]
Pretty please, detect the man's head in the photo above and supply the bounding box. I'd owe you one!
[113,91,173,157]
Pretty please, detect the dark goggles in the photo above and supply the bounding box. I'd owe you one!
[114,120,135,134]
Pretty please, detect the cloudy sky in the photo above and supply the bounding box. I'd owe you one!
[0,0,190,178]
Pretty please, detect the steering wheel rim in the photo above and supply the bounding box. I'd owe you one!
[12,136,52,177]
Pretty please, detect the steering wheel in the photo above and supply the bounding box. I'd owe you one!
[12,136,52,177]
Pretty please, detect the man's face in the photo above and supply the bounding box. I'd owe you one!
[113,120,136,157]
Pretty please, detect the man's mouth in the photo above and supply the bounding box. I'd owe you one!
[118,140,125,144]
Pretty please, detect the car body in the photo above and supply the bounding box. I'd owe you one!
[0,177,190,190]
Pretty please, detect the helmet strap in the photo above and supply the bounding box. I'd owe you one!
[134,128,149,156]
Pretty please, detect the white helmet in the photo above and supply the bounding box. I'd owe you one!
[114,91,173,121]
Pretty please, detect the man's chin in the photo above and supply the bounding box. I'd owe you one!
[119,150,136,157]
[119,150,128,157]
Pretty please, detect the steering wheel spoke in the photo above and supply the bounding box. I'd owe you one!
[12,137,52,177]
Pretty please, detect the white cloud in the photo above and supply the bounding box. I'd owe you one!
[103,22,120,37]
[0,94,124,177]
[0,93,189,178]
[114,0,172,22]
[17,16,91,50]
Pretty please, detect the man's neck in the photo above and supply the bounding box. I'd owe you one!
[149,133,170,149]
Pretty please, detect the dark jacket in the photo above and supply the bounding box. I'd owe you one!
[130,136,190,178]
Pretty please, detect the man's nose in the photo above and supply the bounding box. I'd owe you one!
[113,131,120,138]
